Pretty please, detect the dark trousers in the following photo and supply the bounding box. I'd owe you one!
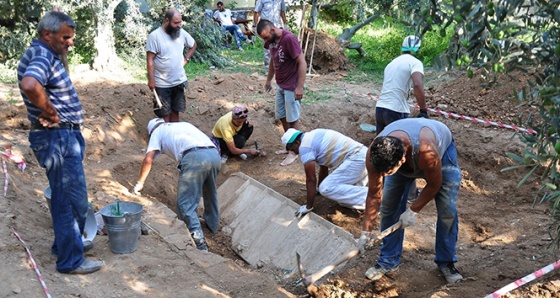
[218,121,253,156]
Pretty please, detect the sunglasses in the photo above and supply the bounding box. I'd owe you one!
[234,109,248,117]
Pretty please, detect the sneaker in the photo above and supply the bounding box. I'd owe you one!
[238,47,244,52]
[64,259,105,274]
[246,38,254,45]
[365,264,399,280]
[439,263,463,284]
[192,235,209,252]
[221,154,229,164]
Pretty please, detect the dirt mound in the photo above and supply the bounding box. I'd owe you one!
[301,28,352,74]
[1,65,559,297]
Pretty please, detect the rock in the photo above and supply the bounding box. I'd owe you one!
[187,93,198,99]
[12,286,21,294]
[247,86,255,91]
[197,106,209,115]
[213,78,225,85]
[250,72,259,78]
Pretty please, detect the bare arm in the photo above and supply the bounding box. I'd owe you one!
[409,136,442,213]
[146,52,156,91]
[225,141,258,156]
[20,76,59,127]
[184,41,197,66]
[362,148,384,232]
[411,72,427,110]
[303,161,317,208]
[136,150,157,184]
[317,165,328,186]
[280,11,287,26]
[294,53,307,100]
[253,11,259,25]
[265,60,275,92]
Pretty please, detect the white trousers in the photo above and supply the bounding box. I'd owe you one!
[318,147,368,210]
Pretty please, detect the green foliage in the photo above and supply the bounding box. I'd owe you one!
[323,19,451,72]
[424,0,560,249]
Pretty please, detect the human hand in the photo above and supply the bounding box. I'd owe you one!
[357,231,372,254]
[264,82,272,93]
[133,182,144,195]
[399,208,418,227]
[417,109,429,118]
[295,86,304,100]
[148,79,156,91]
[295,205,313,218]
[38,111,60,128]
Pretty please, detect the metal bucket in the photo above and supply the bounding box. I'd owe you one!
[43,187,97,246]
[100,201,143,254]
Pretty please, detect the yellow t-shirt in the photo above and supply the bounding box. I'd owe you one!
[212,112,242,143]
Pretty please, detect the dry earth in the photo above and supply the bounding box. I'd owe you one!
[1,61,560,298]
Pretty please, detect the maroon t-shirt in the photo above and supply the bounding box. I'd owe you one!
[265,30,302,91]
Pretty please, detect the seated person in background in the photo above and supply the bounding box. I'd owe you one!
[211,106,260,162]
[213,1,248,51]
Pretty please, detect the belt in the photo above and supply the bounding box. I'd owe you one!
[181,146,216,157]
[31,122,81,130]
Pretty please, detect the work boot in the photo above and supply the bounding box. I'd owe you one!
[238,46,244,52]
[64,259,105,274]
[439,263,463,284]
[365,264,399,280]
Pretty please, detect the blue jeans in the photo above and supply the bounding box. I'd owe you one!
[223,25,246,48]
[375,107,409,135]
[29,128,88,272]
[176,148,221,240]
[376,140,461,269]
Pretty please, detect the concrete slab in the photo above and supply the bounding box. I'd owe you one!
[218,173,357,275]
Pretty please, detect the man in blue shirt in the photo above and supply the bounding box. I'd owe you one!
[18,11,104,274]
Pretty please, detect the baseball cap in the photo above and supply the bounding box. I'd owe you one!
[281,128,302,145]
[232,106,248,119]
[147,118,165,134]
[402,35,421,53]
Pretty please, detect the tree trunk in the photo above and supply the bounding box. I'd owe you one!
[336,13,380,55]
[91,0,123,71]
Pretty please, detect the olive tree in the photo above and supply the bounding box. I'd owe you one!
[419,0,560,250]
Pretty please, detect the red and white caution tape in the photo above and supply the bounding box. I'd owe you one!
[0,150,26,171]
[12,228,52,298]
[343,84,537,135]
[484,259,560,298]
[2,157,7,197]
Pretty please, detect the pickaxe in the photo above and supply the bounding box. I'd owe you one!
[153,89,163,110]
[296,220,403,295]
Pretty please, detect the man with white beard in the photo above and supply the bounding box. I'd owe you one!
[146,9,197,122]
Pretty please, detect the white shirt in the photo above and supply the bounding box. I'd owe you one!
[146,27,196,87]
[147,122,215,162]
[376,54,424,113]
[213,9,234,26]
[254,0,286,28]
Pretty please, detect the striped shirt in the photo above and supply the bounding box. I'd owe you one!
[299,129,364,169]
[17,39,84,124]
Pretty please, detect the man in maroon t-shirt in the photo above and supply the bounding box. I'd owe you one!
[257,19,307,166]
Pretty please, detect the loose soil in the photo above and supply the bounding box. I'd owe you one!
[1,60,560,298]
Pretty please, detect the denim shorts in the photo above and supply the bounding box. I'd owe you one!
[275,86,301,123]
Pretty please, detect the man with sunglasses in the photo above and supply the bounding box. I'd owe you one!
[133,118,221,252]
[211,106,260,162]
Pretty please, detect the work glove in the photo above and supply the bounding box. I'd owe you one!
[295,205,313,218]
[399,207,418,228]
[356,231,372,254]
[417,109,429,119]
[133,182,144,195]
